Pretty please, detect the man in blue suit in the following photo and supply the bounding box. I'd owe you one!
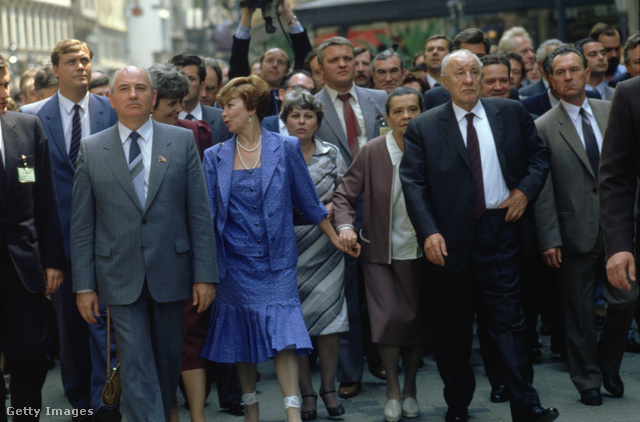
[22,39,119,421]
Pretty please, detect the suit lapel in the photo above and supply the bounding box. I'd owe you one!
[88,94,105,134]
[442,102,470,167]
[101,126,144,212]
[40,95,74,171]
[317,89,349,155]
[589,99,609,137]
[355,86,376,140]
[556,103,595,178]
[215,136,235,222]
[260,131,280,198]
[145,121,172,212]
[0,114,18,210]
[483,99,508,177]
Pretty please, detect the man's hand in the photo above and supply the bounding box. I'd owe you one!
[77,292,100,324]
[44,268,63,296]
[424,233,447,266]
[606,251,636,291]
[541,247,562,268]
[240,3,256,27]
[498,188,529,222]
[277,0,295,23]
[338,228,357,251]
[193,283,216,313]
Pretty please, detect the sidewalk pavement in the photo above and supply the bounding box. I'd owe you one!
[6,333,640,421]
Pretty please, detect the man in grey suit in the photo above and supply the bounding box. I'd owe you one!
[534,47,637,406]
[71,66,218,421]
[314,36,387,398]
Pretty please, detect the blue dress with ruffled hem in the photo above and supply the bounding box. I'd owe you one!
[201,168,312,363]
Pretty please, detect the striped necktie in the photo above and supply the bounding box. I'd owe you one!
[128,131,145,207]
[69,104,82,167]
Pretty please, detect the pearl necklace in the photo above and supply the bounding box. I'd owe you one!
[237,135,262,170]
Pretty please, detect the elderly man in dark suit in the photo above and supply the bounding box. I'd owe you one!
[534,47,637,406]
[71,66,218,422]
[400,49,558,422]
[0,55,66,420]
[313,35,387,398]
[21,39,119,421]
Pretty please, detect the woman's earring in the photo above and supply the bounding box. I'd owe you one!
[248,115,253,124]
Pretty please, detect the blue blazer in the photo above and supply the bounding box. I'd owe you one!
[21,93,117,258]
[202,130,328,279]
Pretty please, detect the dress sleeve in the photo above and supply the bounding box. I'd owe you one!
[286,139,329,225]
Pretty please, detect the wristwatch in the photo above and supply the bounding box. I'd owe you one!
[288,15,299,26]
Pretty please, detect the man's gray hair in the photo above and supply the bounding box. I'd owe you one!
[497,27,532,54]
[536,39,564,62]
[371,49,405,73]
[441,50,483,77]
[110,66,156,92]
[317,37,354,66]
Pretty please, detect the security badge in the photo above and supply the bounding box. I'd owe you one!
[18,154,35,183]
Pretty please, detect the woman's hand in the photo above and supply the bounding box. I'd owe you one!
[318,218,360,258]
[338,227,357,250]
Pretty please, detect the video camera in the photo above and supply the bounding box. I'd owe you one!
[239,0,277,34]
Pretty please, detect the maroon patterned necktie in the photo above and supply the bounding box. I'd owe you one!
[465,113,485,218]
[338,93,362,157]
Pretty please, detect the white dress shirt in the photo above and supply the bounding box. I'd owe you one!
[426,73,440,88]
[452,101,510,209]
[118,118,154,200]
[179,102,203,121]
[58,91,91,153]
[386,131,420,260]
[560,98,603,151]
[325,84,368,148]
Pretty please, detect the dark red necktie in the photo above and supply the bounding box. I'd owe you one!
[338,94,362,157]
[466,113,485,219]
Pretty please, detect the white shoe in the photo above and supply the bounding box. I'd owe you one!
[402,397,420,418]
[384,399,402,422]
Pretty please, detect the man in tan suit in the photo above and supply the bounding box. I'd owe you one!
[534,47,637,406]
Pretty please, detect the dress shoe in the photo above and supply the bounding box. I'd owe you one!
[320,389,345,417]
[368,360,387,380]
[603,374,624,397]
[383,399,401,422]
[490,384,511,403]
[337,381,361,399]
[580,388,603,406]
[401,397,420,418]
[93,408,122,422]
[220,401,244,416]
[445,407,468,422]
[513,404,559,422]
[301,393,317,421]
[625,337,640,353]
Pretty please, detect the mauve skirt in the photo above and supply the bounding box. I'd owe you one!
[362,258,428,345]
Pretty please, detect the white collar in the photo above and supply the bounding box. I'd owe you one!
[385,130,404,165]
[451,100,487,123]
[58,91,90,114]
[560,97,592,123]
[118,118,153,144]
[325,83,358,103]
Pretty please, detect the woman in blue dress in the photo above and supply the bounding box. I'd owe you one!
[201,75,360,422]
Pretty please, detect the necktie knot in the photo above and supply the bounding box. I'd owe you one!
[129,131,140,142]
[338,93,351,103]
[185,114,195,121]
[465,113,475,124]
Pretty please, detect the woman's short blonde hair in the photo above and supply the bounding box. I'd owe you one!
[217,75,271,122]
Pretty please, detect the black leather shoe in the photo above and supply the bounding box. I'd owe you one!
[445,407,468,422]
[490,384,511,403]
[368,360,387,380]
[625,337,640,353]
[513,404,559,422]
[603,374,624,397]
[220,401,244,416]
[580,388,603,406]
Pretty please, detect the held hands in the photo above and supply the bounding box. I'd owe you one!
[76,291,100,324]
[498,188,529,223]
[541,247,562,268]
[607,251,636,291]
[44,268,63,296]
[424,233,447,266]
[338,228,358,251]
[193,283,216,313]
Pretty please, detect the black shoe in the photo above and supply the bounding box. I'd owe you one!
[490,384,511,403]
[580,388,603,406]
[445,407,468,422]
[603,374,624,397]
[301,393,318,421]
[513,404,559,422]
[368,360,387,380]
[625,337,640,353]
[220,401,244,416]
[93,408,122,422]
[320,389,345,417]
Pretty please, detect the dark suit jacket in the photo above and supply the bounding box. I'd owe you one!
[71,121,218,305]
[20,93,118,258]
[522,89,602,119]
[518,79,545,97]
[599,76,640,258]
[201,104,231,145]
[608,72,631,88]
[261,115,280,134]
[400,98,550,273]
[0,111,65,292]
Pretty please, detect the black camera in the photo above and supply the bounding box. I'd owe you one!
[239,0,277,34]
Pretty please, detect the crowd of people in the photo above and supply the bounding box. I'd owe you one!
[1,1,640,421]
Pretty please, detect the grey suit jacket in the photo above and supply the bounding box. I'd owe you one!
[534,98,611,254]
[70,120,218,305]
[315,85,387,165]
